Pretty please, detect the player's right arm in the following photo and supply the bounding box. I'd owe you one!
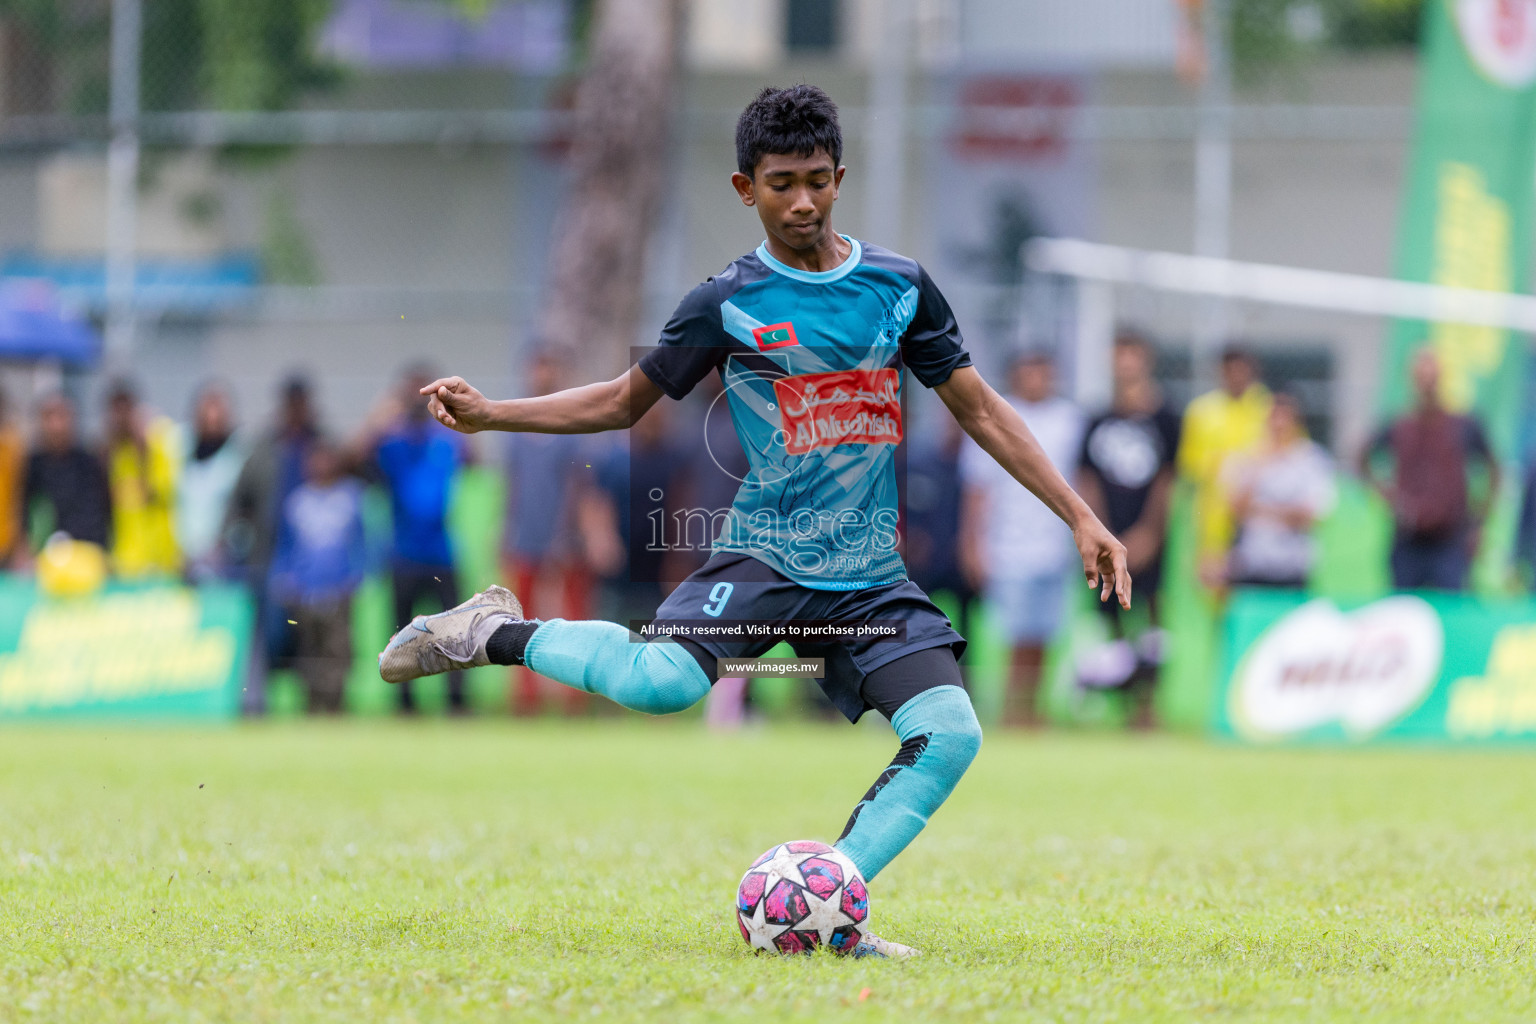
[420,365,666,435]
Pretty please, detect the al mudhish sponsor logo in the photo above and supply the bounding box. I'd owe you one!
[1455,0,1536,88]
[772,368,903,455]
[1230,596,1444,741]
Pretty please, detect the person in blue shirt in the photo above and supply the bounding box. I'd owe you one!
[363,366,471,715]
[225,376,320,714]
[501,348,595,717]
[579,402,683,632]
[377,85,1130,957]
[271,438,367,714]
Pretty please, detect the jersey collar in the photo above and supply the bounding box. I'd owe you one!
[755,235,861,284]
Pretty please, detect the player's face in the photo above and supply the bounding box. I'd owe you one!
[732,149,845,252]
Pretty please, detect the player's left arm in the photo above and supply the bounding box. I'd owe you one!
[935,366,1131,608]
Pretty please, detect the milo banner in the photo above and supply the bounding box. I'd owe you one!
[1381,0,1536,455]
[0,579,251,719]
[1216,589,1536,743]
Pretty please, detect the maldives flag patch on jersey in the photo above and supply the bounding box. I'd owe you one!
[752,321,800,350]
[773,368,903,454]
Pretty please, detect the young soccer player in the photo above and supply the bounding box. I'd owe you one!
[379,85,1131,957]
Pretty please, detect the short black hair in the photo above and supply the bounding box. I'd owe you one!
[1220,343,1256,365]
[1114,327,1154,353]
[1009,348,1054,371]
[735,85,843,178]
[280,373,311,401]
[1271,388,1303,412]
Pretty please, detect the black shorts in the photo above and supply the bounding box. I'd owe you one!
[649,551,966,723]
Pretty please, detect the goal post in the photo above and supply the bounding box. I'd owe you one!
[1022,236,1536,459]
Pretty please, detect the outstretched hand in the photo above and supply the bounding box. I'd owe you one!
[1075,517,1132,610]
[420,377,492,434]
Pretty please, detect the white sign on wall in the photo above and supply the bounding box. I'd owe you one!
[1228,596,1445,742]
[1455,0,1536,88]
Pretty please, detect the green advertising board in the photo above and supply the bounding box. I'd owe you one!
[1381,0,1536,456]
[1215,588,1536,743]
[0,577,251,719]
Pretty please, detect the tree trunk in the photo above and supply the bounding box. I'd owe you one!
[538,0,682,377]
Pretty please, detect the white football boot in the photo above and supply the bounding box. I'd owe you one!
[852,934,919,959]
[378,585,525,684]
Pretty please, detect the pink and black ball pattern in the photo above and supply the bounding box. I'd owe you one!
[735,840,869,955]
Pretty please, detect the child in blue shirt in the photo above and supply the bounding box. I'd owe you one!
[271,439,367,713]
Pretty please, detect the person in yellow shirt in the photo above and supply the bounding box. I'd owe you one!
[1177,346,1272,583]
[105,380,182,578]
[0,386,25,564]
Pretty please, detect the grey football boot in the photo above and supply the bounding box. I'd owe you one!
[378,584,525,684]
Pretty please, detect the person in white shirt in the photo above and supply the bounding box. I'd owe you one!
[177,382,245,584]
[1222,392,1336,587]
[960,352,1085,727]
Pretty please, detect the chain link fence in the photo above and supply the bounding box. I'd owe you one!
[0,0,1422,444]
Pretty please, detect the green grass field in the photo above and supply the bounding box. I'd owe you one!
[2,722,1533,1023]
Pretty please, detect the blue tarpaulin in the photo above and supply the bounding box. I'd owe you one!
[0,278,100,365]
[1,253,260,315]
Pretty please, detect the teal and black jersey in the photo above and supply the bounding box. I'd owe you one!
[637,237,971,590]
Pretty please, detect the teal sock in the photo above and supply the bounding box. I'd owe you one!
[523,619,711,715]
[834,685,982,881]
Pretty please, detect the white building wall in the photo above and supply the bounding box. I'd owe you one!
[958,0,1180,67]
[687,0,785,69]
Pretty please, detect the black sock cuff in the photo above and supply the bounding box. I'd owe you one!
[487,620,542,666]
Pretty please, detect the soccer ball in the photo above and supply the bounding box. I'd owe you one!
[735,840,869,954]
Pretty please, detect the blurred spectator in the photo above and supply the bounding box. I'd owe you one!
[360,365,471,716]
[1512,461,1536,587]
[1361,349,1498,592]
[0,386,24,566]
[1177,345,1272,585]
[580,401,680,629]
[906,415,976,651]
[665,374,764,726]
[105,380,182,579]
[1076,330,1180,727]
[225,376,321,713]
[503,348,591,715]
[669,372,748,580]
[960,351,1084,728]
[24,393,111,552]
[1222,393,1337,587]
[269,439,366,714]
[177,383,245,584]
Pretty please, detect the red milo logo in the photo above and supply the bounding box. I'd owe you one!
[772,368,903,455]
[752,321,800,349]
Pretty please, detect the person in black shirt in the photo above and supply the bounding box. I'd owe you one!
[23,393,111,551]
[905,415,976,648]
[581,400,684,630]
[1076,330,1180,727]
